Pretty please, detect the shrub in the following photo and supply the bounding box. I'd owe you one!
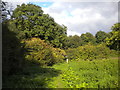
[24,38,66,66]
[66,43,117,61]
[51,48,66,63]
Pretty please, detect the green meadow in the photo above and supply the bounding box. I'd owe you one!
[3,58,118,88]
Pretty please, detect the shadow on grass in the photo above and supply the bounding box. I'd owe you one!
[3,64,62,88]
[2,21,62,88]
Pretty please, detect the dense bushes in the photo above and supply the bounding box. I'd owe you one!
[23,38,66,66]
[66,43,117,61]
[51,48,66,64]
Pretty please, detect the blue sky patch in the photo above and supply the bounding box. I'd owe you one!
[30,2,53,8]
[67,13,73,17]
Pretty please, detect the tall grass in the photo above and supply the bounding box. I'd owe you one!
[50,58,118,88]
[3,58,118,88]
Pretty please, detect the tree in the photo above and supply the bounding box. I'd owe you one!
[80,32,96,45]
[95,31,108,43]
[11,3,67,48]
[106,23,120,50]
[65,35,82,48]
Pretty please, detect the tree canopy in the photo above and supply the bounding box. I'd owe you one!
[65,35,82,48]
[80,32,96,45]
[11,3,67,48]
[106,23,120,50]
[95,31,108,44]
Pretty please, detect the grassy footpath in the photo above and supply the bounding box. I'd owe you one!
[3,58,118,88]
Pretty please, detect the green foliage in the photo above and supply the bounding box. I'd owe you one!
[60,66,88,88]
[64,35,82,48]
[80,32,96,45]
[95,31,109,43]
[11,3,67,48]
[24,38,52,66]
[24,38,66,66]
[50,58,118,88]
[3,58,118,88]
[64,32,96,49]
[111,23,120,31]
[2,3,119,89]
[51,48,66,63]
[66,43,117,61]
[106,23,120,50]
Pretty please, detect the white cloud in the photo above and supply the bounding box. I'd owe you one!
[42,2,118,36]
[67,30,81,36]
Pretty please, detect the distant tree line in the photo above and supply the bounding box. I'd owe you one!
[64,23,120,51]
[64,31,110,49]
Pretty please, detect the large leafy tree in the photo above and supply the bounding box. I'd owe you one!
[11,3,67,48]
[106,23,120,50]
[65,35,82,48]
[95,31,108,43]
[80,32,96,45]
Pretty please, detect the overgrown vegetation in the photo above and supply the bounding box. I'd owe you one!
[2,1,119,89]
[3,58,118,88]
[23,38,66,66]
[49,58,118,88]
[66,43,118,61]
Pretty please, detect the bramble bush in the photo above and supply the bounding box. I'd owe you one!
[23,38,66,66]
[66,43,117,61]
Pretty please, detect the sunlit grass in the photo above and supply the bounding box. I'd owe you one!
[50,58,118,88]
[3,58,118,88]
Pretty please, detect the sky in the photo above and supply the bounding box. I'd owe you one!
[3,0,119,36]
